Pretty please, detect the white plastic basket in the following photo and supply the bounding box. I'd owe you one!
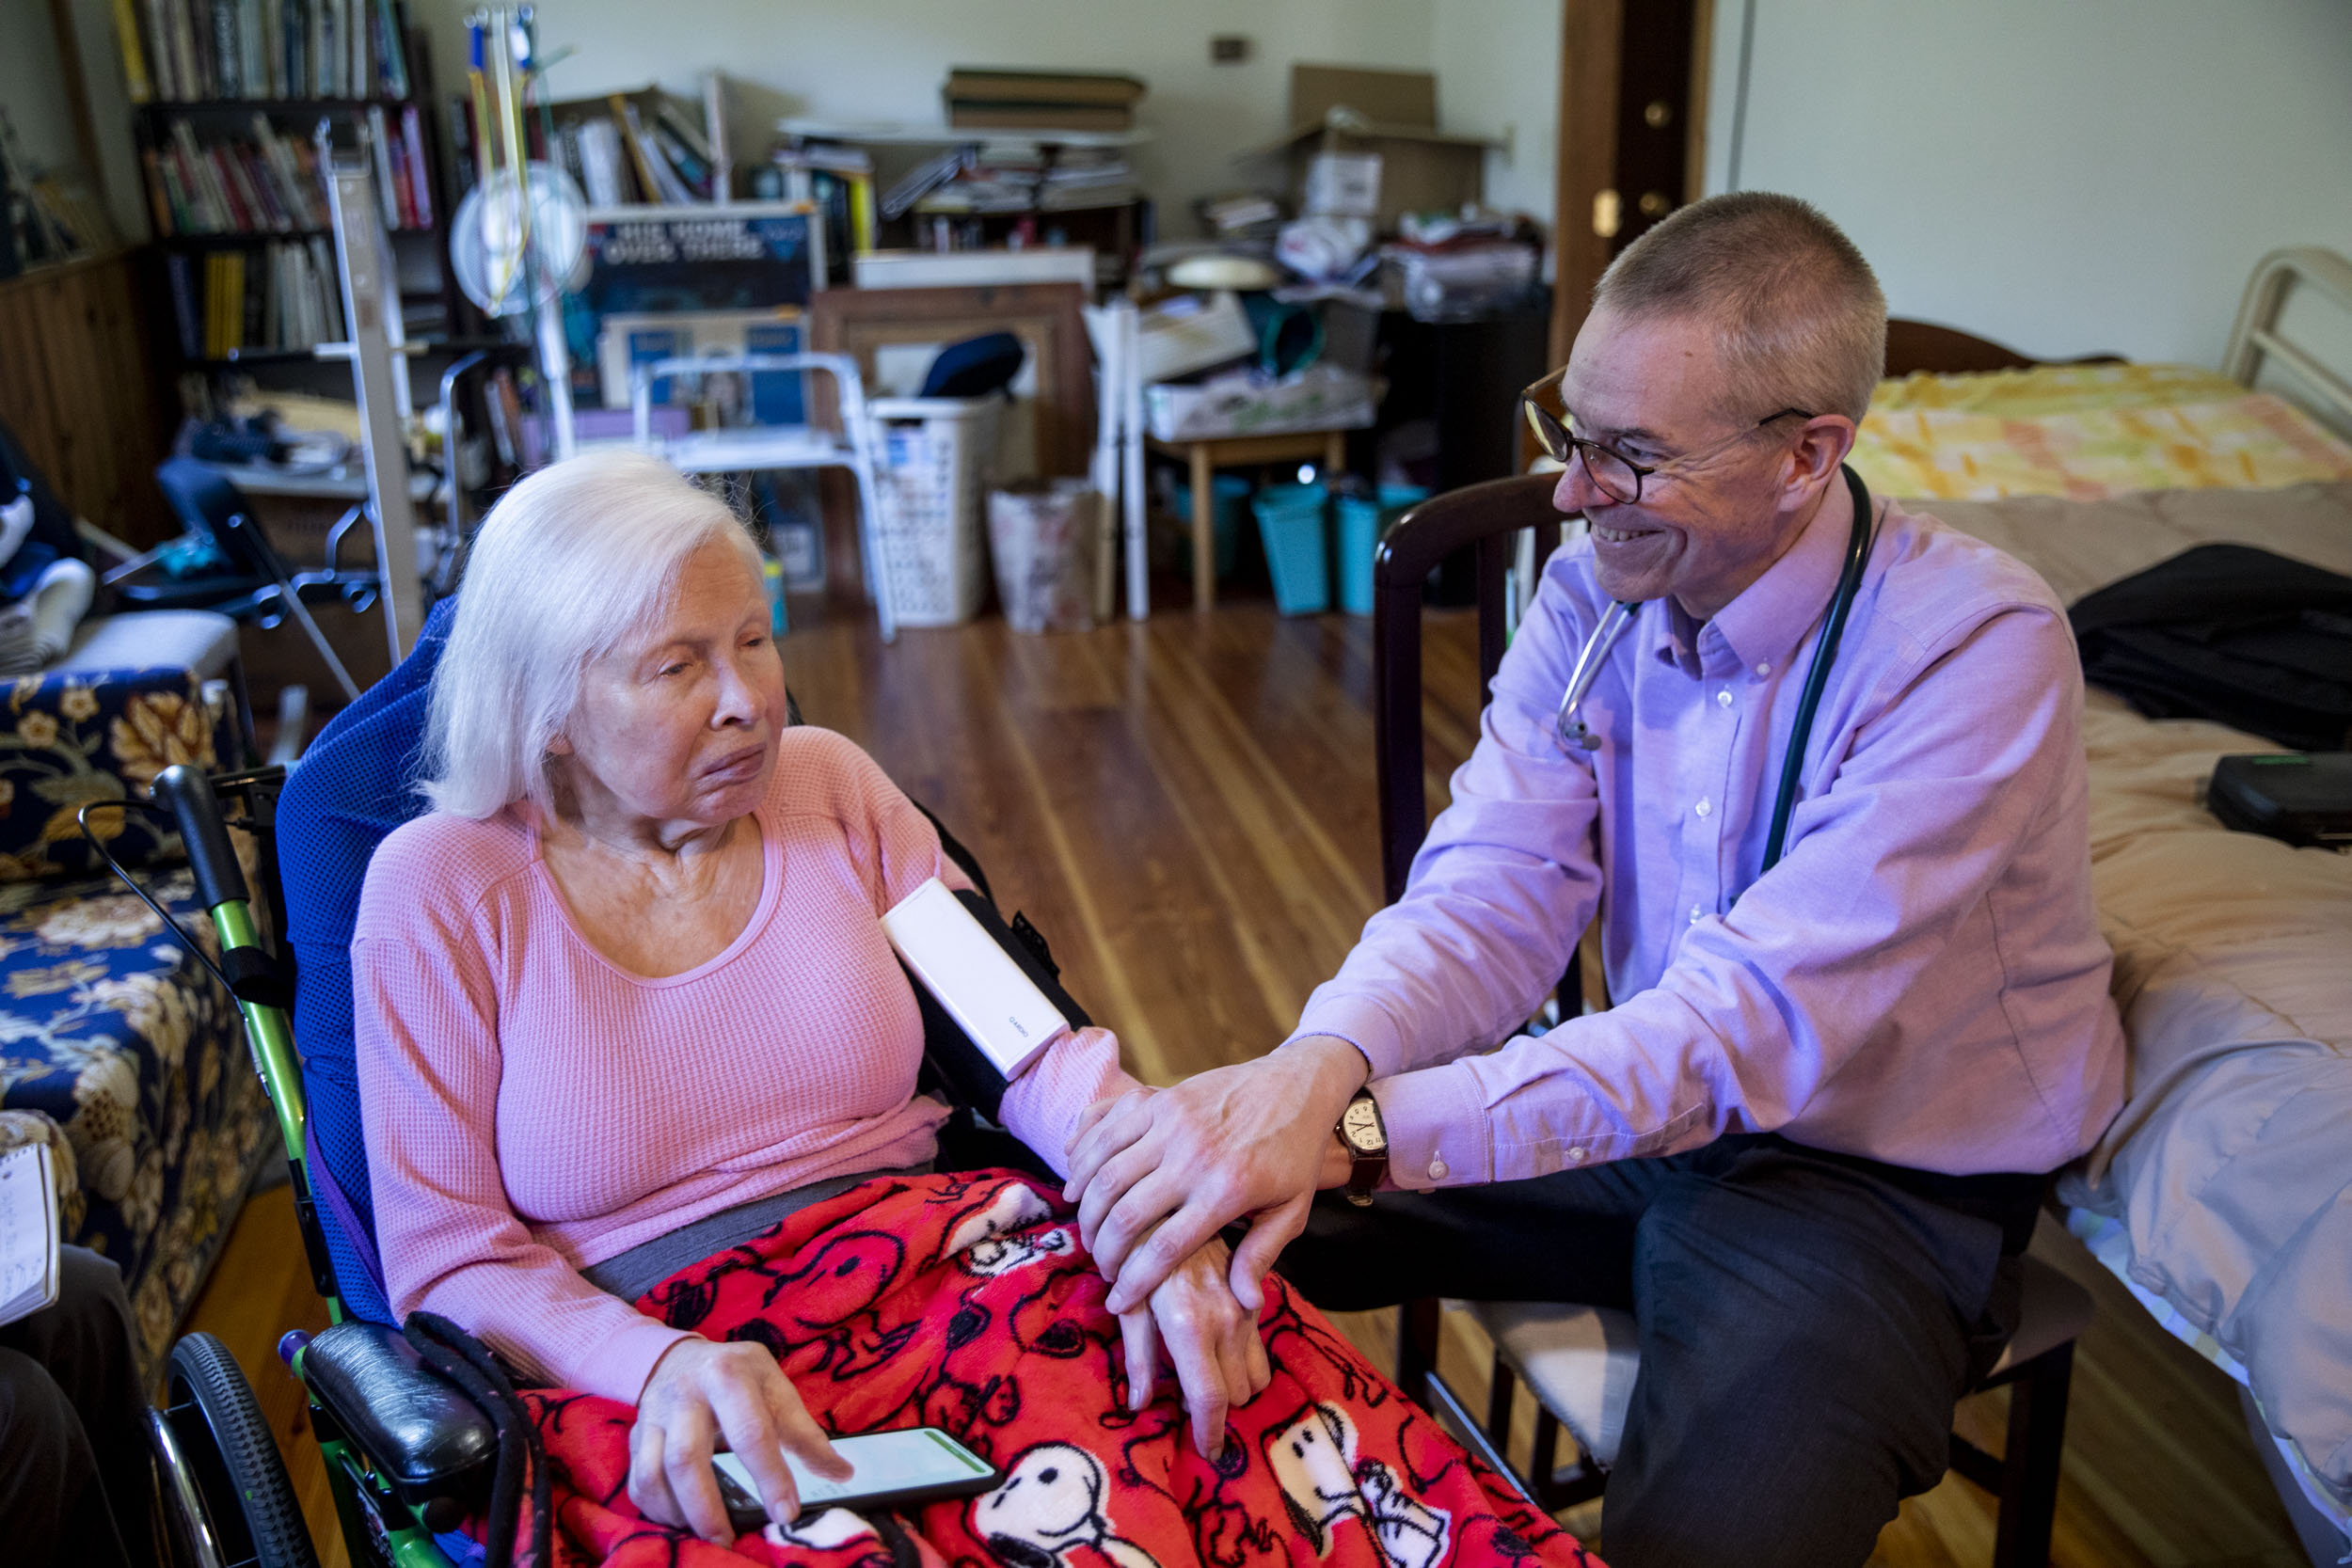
[867,397,999,627]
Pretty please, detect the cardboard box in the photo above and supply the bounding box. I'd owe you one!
[1247,65,1496,232]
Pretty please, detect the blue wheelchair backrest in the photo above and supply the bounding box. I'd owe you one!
[274,598,1049,1323]
[277,596,456,1323]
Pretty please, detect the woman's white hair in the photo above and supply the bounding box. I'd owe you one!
[421,449,760,819]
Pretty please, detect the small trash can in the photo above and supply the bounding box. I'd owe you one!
[1336,484,1430,615]
[1171,473,1251,580]
[1251,482,1330,615]
[988,480,1099,633]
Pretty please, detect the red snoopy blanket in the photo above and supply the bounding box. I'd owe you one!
[505,1169,1602,1568]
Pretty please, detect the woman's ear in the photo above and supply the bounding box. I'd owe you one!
[546,732,574,756]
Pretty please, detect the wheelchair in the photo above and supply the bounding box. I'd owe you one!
[112,638,1082,1568]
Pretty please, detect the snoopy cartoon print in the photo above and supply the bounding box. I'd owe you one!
[970,1441,1158,1568]
[946,1183,1076,1278]
[1263,1402,1452,1568]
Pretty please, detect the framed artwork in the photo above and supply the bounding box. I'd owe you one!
[809,281,1095,479]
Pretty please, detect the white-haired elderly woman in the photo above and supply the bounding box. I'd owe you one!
[353,451,1266,1545]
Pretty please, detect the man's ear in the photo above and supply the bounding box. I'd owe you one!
[1781,414,1857,504]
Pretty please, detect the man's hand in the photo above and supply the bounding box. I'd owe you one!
[1114,1235,1271,1458]
[629,1338,851,1544]
[1063,1035,1370,1313]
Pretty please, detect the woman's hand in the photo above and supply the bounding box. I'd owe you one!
[628,1337,851,1544]
[1115,1236,1272,1459]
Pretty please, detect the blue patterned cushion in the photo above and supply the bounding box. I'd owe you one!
[0,666,233,878]
[0,863,274,1372]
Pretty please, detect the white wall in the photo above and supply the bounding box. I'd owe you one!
[1426,0,1562,220]
[1698,0,2352,368]
[0,0,82,175]
[408,0,1473,233]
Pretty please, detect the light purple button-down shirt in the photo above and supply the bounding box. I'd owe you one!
[1291,482,2128,1188]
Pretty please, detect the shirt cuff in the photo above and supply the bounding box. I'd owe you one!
[1370,1063,1493,1191]
[1284,993,1409,1079]
[571,1314,694,1408]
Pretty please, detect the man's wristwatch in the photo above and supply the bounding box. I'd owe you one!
[1335,1088,1389,1207]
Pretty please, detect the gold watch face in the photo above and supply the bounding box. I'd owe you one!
[1340,1097,1383,1152]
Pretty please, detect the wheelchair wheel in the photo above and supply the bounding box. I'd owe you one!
[151,1331,322,1568]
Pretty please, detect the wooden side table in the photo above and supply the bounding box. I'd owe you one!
[1147,429,1352,610]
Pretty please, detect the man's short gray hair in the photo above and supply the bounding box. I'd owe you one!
[421,449,760,819]
[1593,192,1886,424]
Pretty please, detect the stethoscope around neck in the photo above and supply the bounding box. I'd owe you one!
[1552,464,1879,873]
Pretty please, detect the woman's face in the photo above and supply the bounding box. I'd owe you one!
[553,540,786,837]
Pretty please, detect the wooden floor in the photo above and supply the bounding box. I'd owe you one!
[186,593,2306,1567]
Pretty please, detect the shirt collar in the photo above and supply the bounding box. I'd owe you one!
[1654,474,1862,676]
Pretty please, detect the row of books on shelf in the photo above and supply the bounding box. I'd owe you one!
[775,146,875,271]
[144,105,432,236]
[167,240,346,359]
[548,93,718,207]
[113,0,413,104]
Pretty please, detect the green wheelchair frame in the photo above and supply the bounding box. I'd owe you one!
[126,763,495,1568]
[121,757,1073,1568]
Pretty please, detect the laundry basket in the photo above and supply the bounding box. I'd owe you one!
[868,397,1000,626]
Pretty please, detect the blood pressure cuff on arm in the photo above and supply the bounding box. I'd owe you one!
[907,889,1092,1122]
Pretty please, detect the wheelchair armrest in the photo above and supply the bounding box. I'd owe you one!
[302,1322,499,1506]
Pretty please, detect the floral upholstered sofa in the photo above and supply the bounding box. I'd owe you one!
[0,661,273,1374]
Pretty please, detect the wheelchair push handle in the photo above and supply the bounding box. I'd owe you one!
[153,764,250,911]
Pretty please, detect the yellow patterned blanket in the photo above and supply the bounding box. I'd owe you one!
[1851,362,2352,500]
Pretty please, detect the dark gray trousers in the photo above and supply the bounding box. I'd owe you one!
[0,1245,156,1568]
[1277,1132,2038,1568]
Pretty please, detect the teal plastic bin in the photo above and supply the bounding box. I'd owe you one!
[1336,484,1430,615]
[1251,483,1330,614]
[1171,474,1250,580]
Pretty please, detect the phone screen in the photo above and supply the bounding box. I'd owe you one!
[715,1427,996,1517]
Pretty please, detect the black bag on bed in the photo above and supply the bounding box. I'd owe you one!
[2068,544,2352,752]
[2208,752,2352,849]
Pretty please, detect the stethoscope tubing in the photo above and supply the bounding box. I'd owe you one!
[1550,465,1880,877]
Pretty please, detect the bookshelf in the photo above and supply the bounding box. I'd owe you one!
[776,121,1154,289]
[109,0,468,372]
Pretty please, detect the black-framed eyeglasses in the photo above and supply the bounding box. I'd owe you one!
[1520,371,1814,505]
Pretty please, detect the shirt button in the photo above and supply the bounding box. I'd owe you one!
[1694,798,1712,817]
[1756,661,1772,677]
[1428,1156,1449,1180]
[1690,904,1705,923]
[1566,1147,1587,1164]
[1716,689,1733,707]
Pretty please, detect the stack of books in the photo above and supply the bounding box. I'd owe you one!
[944,70,1147,134]
[112,0,413,103]
[167,238,345,358]
[548,91,716,207]
[1038,146,1136,211]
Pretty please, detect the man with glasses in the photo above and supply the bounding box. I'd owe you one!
[1063,193,2124,1566]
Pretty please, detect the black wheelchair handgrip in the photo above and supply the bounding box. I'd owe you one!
[152,764,250,911]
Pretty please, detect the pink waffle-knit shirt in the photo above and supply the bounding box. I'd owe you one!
[354,726,1136,1404]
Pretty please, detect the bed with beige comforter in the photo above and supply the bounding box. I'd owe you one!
[1915,480,2352,1535]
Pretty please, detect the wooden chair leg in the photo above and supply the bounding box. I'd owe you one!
[1993,1342,2073,1568]
[1486,1354,1517,1440]
[1395,1298,1440,1406]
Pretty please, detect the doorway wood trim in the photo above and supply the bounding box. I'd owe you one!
[1548,0,1718,370]
[1550,0,1625,370]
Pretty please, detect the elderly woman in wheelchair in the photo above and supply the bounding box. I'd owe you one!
[145,450,1597,1568]
[352,450,1269,1542]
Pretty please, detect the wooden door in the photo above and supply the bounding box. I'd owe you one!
[1549,0,1713,366]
